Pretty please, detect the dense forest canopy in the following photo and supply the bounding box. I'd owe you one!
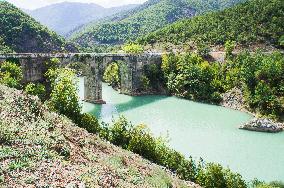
[70,0,246,51]
[0,1,77,53]
[138,0,284,48]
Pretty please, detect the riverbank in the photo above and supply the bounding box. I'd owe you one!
[221,87,284,133]
[0,84,199,187]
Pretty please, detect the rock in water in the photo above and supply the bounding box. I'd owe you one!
[240,118,283,133]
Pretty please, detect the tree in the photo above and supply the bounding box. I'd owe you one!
[122,43,143,54]
[25,83,46,101]
[46,68,81,121]
[103,62,120,87]
[0,61,23,88]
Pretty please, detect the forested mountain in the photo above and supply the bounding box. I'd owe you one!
[27,2,138,36]
[0,1,76,53]
[138,0,284,49]
[70,0,246,50]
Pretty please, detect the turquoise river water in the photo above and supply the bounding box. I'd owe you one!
[79,78,284,182]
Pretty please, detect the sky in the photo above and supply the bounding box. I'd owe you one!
[5,0,147,9]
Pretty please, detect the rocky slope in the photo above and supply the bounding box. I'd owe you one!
[0,84,198,187]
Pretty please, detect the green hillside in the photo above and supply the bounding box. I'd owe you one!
[138,0,284,48]
[0,1,76,53]
[70,0,245,51]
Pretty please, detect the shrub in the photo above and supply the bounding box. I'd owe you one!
[108,116,132,149]
[122,43,144,54]
[197,42,210,58]
[25,83,46,101]
[103,62,120,87]
[77,113,100,134]
[225,41,236,60]
[0,61,23,88]
[140,75,150,90]
[46,68,81,122]
[128,124,158,162]
[102,116,247,188]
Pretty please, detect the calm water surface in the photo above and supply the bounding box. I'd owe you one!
[79,78,284,182]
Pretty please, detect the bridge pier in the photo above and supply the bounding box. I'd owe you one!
[84,56,105,104]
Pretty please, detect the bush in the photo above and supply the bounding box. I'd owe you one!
[122,43,144,54]
[99,116,248,188]
[77,113,100,134]
[46,68,81,122]
[128,124,159,162]
[25,83,46,101]
[108,116,132,149]
[162,53,225,103]
[197,42,210,58]
[225,41,236,60]
[103,62,120,87]
[0,61,23,89]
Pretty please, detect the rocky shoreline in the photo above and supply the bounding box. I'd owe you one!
[221,87,284,133]
[239,118,283,133]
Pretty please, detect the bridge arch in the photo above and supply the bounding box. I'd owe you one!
[0,53,162,103]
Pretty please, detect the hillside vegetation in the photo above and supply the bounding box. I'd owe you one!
[0,84,197,187]
[70,0,245,51]
[138,0,284,49]
[0,2,76,53]
[27,2,137,36]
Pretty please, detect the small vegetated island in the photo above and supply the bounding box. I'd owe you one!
[0,0,284,187]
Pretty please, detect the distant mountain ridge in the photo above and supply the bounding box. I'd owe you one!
[27,2,138,36]
[0,1,76,53]
[138,0,284,48]
[69,0,246,51]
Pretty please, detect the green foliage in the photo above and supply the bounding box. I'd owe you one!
[161,51,284,118]
[24,83,46,101]
[139,0,284,48]
[225,40,236,59]
[280,35,284,46]
[122,43,143,54]
[71,0,245,49]
[0,1,74,53]
[197,163,246,188]
[142,63,165,91]
[87,116,248,188]
[0,61,23,89]
[140,75,150,90]
[103,62,120,87]
[46,68,81,122]
[238,51,284,118]
[108,116,132,149]
[0,37,12,53]
[162,53,223,103]
[251,179,284,188]
[77,113,100,134]
[197,42,210,58]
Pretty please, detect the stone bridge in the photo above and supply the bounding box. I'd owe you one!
[0,53,162,103]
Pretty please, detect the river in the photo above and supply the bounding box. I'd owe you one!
[79,78,284,182]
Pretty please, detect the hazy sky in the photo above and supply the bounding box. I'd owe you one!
[5,0,147,9]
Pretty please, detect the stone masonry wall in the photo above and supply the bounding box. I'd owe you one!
[0,53,163,103]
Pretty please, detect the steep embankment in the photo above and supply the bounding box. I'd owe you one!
[70,0,245,50]
[138,0,284,50]
[0,2,77,53]
[0,85,198,187]
[27,2,138,36]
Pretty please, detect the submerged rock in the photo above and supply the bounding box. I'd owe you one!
[240,118,283,133]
